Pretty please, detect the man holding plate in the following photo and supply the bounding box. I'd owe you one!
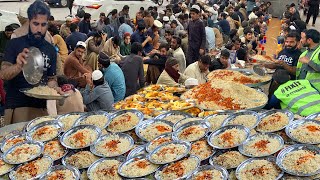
[0,1,57,125]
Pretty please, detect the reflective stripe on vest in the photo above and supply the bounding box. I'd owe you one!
[297,45,320,79]
[286,91,319,109]
[297,100,320,115]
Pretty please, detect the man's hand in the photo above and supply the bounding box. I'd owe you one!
[199,48,205,55]
[146,36,152,42]
[16,48,29,66]
[299,56,310,64]
[275,60,286,67]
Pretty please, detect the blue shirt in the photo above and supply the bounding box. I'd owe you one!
[205,27,216,51]
[4,35,57,109]
[78,20,91,34]
[81,83,114,111]
[103,63,126,102]
[217,19,230,35]
[131,30,153,54]
[65,32,88,51]
[118,23,133,39]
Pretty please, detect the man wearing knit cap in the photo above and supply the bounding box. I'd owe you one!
[98,51,126,102]
[187,4,206,66]
[81,69,114,111]
[120,32,131,56]
[60,17,72,39]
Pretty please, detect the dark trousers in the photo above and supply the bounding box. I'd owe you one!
[187,48,200,66]
[306,6,319,25]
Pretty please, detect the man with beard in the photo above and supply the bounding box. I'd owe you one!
[0,1,57,125]
[171,36,186,73]
[297,29,320,91]
[184,55,211,84]
[85,31,107,71]
[59,17,72,39]
[266,32,302,97]
[0,25,14,56]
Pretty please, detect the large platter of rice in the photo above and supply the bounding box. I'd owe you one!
[148,141,191,164]
[286,120,320,144]
[173,121,210,142]
[74,112,110,129]
[107,110,144,132]
[210,150,248,169]
[203,114,230,132]
[155,155,200,180]
[91,133,134,157]
[190,139,215,161]
[236,157,283,180]
[63,150,100,169]
[146,133,173,153]
[190,165,228,180]
[277,144,320,176]
[181,80,268,111]
[208,125,250,149]
[3,141,44,164]
[239,133,284,157]
[27,121,63,142]
[43,139,68,161]
[56,113,82,131]
[25,116,57,131]
[87,158,125,180]
[155,111,192,124]
[257,110,294,132]
[60,125,101,149]
[222,111,260,129]
[10,155,53,180]
[0,156,15,176]
[118,155,160,178]
[43,165,80,180]
[0,132,27,153]
[136,120,173,142]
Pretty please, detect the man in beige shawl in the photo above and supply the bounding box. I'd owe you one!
[84,32,106,71]
[102,36,122,63]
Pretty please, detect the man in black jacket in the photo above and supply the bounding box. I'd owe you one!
[306,0,320,26]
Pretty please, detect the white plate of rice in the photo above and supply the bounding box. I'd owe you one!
[154,155,200,180]
[3,141,44,164]
[43,139,68,161]
[60,125,101,149]
[74,112,110,129]
[207,125,250,149]
[135,119,173,142]
[118,155,160,178]
[236,157,283,180]
[256,110,294,133]
[27,121,63,142]
[222,110,260,129]
[209,150,248,169]
[148,141,191,164]
[189,164,228,180]
[107,110,144,133]
[9,155,53,180]
[239,133,284,157]
[62,150,100,169]
[276,144,320,176]
[173,121,210,142]
[146,133,173,153]
[286,119,320,144]
[0,132,27,153]
[87,157,125,180]
[90,133,134,157]
[43,165,80,180]
[203,113,230,132]
[56,113,83,132]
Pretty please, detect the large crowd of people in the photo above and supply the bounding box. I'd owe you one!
[0,0,319,126]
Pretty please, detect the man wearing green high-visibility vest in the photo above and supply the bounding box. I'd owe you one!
[296,29,320,91]
[266,69,320,116]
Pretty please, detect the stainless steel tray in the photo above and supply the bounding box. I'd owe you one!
[257,109,294,133]
[221,110,261,129]
[187,164,228,180]
[135,119,173,142]
[42,165,80,180]
[172,120,210,142]
[107,109,144,133]
[74,111,110,129]
[285,119,320,144]
[26,120,63,142]
[20,88,69,100]
[145,133,173,153]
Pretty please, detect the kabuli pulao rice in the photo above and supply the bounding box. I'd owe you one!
[163,115,186,124]
[192,169,223,180]
[177,125,207,142]
[227,115,257,129]
[65,151,99,169]
[150,143,187,163]
[148,136,172,152]
[46,169,75,180]
[159,156,198,179]
[238,159,281,180]
[5,143,41,163]
[95,134,132,157]
[206,115,229,132]
[211,128,247,148]
[89,159,122,180]
[13,156,51,180]
[108,112,140,132]
[139,122,172,141]
[31,125,59,142]
[43,140,66,161]
[121,158,159,177]
[282,150,320,174]
[190,139,213,160]
[242,134,281,156]
[64,128,98,148]
[0,158,14,175]
[2,136,26,152]
[290,122,320,144]
[257,112,289,132]
[60,115,81,131]
[212,151,248,169]
[80,115,108,128]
